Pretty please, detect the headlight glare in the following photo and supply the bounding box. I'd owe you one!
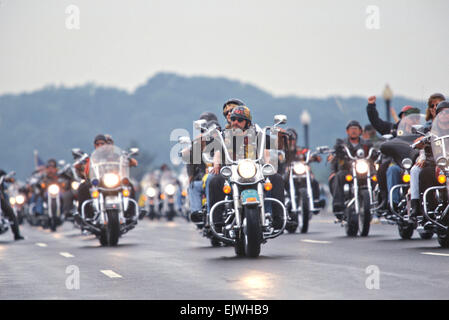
[355,160,369,174]
[237,160,257,179]
[103,173,120,188]
[293,162,306,175]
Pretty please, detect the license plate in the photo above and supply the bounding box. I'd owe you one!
[105,196,119,205]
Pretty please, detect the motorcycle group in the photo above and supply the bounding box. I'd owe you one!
[1,93,449,258]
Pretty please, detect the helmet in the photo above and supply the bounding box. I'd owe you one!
[398,105,420,118]
[230,106,252,123]
[104,134,114,144]
[94,134,107,145]
[286,128,298,140]
[346,120,362,130]
[436,101,449,115]
[222,98,245,111]
[199,112,218,122]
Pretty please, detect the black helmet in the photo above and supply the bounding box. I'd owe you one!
[222,98,245,111]
[436,101,449,115]
[346,120,362,130]
[94,134,107,145]
[286,128,298,140]
[199,112,218,122]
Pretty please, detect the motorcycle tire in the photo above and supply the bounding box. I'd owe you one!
[243,206,262,258]
[99,210,120,246]
[438,232,449,248]
[299,188,310,234]
[398,222,414,240]
[418,230,434,240]
[358,190,371,237]
[345,207,359,237]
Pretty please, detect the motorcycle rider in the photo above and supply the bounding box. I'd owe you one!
[0,170,24,240]
[76,134,138,223]
[207,106,285,230]
[409,96,447,224]
[328,120,373,218]
[366,96,420,211]
[284,128,321,200]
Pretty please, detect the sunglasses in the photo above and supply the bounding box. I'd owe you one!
[230,117,245,123]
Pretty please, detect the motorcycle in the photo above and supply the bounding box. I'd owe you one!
[419,109,449,246]
[194,115,288,257]
[141,172,161,220]
[7,182,27,225]
[333,144,377,237]
[0,171,16,235]
[80,145,139,246]
[285,146,328,233]
[378,113,432,239]
[159,170,179,221]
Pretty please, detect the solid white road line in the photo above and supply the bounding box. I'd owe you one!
[35,243,48,247]
[59,252,74,258]
[301,239,332,244]
[421,252,449,257]
[101,270,123,278]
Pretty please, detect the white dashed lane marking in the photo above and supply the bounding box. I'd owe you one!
[421,252,449,257]
[301,239,332,244]
[101,270,123,278]
[59,252,74,258]
[35,243,48,247]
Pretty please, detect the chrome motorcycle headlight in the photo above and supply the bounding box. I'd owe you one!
[402,158,413,170]
[237,160,257,179]
[220,166,232,178]
[436,157,448,168]
[146,187,157,198]
[15,195,25,205]
[355,160,369,174]
[48,184,60,195]
[103,173,120,188]
[293,162,306,175]
[262,164,276,176]
[165,184,176,196]
[71,181,80,191]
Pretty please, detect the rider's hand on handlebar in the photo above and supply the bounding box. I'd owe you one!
[413,136,425,149]
[327,154,334,163]
[211,163,220,175]
[368,96,376,104]
[416,159,426,168]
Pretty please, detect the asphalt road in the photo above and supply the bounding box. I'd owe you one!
[1,212,449,300]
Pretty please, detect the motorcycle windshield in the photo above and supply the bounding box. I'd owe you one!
[431,108,449,162]
[396,113,426,142]
[222,128,261,162]
[89,145,129,182]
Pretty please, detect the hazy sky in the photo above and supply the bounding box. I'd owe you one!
[0,0,448,100]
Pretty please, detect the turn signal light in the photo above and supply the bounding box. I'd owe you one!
[160,194,166,200]
[264,182,273,191]
[182,190,188,197]
[371,175,378,182]
[92,190,99,198]
[438,174,447,184]
[223,184,231,194]
[402,174,411,183]
[345,175,353,182]
[122,189,130,197]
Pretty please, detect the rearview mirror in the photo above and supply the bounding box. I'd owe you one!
[412,125,425,134]
[178,136,192,145]
[129,148,139,156]
[194,119,208,130]
[274,115,287,125]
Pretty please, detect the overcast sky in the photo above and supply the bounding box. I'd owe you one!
[0,0,447,101]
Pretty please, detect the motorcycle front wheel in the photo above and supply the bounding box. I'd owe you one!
[99,210,120,246]
[243,206,262,258]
